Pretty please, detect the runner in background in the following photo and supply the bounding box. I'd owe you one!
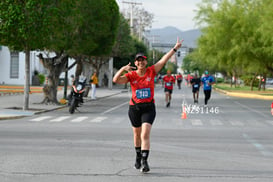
[176,73,183,89]
[201,70,215,106]
[163,70,176,107]
[190,73,201,104]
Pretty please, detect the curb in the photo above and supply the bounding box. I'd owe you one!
[214,88,273,100]
[0,92,24,96]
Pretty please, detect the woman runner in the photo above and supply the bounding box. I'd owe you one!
[113,38,183,173]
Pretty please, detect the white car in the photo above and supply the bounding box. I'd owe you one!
[266,78,273,85]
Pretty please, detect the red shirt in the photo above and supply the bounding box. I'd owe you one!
[176,74,182,81]
[163,75,175,90]
[125,65,156,105]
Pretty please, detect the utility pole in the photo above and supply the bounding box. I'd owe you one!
[147,35,160,64]
[122,1,142,35]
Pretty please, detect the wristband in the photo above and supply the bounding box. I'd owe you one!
[173,48,177,52]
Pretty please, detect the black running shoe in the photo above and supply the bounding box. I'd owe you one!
[134,157,141,169]
[140,160,150,173]
[166,102,170,107]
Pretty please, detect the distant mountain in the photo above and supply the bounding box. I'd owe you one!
[145,26,201,48]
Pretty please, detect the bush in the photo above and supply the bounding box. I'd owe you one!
[216,78,224,83]
[241,75,259,87]
[38,74,46,85]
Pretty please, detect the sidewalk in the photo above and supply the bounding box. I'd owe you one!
[0,85,128,120]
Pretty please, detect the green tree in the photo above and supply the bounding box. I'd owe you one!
[0,0,56,110]
[112,14,135,59]
[112,14,135,73]
[182,53,204,74]
[194,0,273,89]
[1,0,120,105]
[71,0,119,79]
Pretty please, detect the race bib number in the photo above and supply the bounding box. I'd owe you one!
[194,84,199,88]
[166,82,172,87]
[205,80,209,87]
[136,88,151,99]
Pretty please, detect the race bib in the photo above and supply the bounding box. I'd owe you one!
[136,88,151,99]
[166,82,172,87]
[194,84,199,88]
[205,80,209,87]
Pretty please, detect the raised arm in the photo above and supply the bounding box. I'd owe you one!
[112,63,136,84]
[154,37,184,74]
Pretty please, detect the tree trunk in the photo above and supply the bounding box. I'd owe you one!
[258,76,262,91]
[250,73,257,91]
[75,58,83,78]
[38,53,68,105]
[23,49,30,110]
[41,73,60,104]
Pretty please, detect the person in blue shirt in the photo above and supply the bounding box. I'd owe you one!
[201,70,215,105]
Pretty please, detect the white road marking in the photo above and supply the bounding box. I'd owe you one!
[101,101,128,114]
[265,120,273,125]
[90,116,107,123]
[243,133,273,157]
[30,116,52,122]
[70,116,88,123]
[191,119,203,126]
[230,120,244,126]
[50,116,71,122]
[210,119,223,126]
[234,101,268,118]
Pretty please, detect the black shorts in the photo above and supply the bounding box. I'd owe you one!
[128,103,156,128]
[164,88,173,94]
[192,88,200,93]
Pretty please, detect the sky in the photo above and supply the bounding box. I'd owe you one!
[116,0,203,31]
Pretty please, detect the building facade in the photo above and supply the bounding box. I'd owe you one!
[0,45,111,87]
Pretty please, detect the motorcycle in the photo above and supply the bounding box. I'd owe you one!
[69,75,86,114]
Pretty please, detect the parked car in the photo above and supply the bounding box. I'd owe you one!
[266,78,273,85]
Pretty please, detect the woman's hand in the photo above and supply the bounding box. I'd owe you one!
[154,37,184,74]
[174,37,184,50]
[113,62,135,84]
[122,63,136,73]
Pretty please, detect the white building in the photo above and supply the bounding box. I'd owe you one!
[0,45,111,87]
[0,46,76,85]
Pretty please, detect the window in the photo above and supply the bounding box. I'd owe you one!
[10,52,19,78]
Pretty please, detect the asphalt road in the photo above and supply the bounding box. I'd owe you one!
[0,83,273,182]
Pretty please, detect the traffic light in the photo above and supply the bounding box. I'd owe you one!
[177,51,180,57]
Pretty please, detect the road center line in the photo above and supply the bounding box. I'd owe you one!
[233,101,268,118]
[101,101,128,115]
[243,133,273,157]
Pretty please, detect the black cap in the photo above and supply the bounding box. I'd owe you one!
[135,53,147,60]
